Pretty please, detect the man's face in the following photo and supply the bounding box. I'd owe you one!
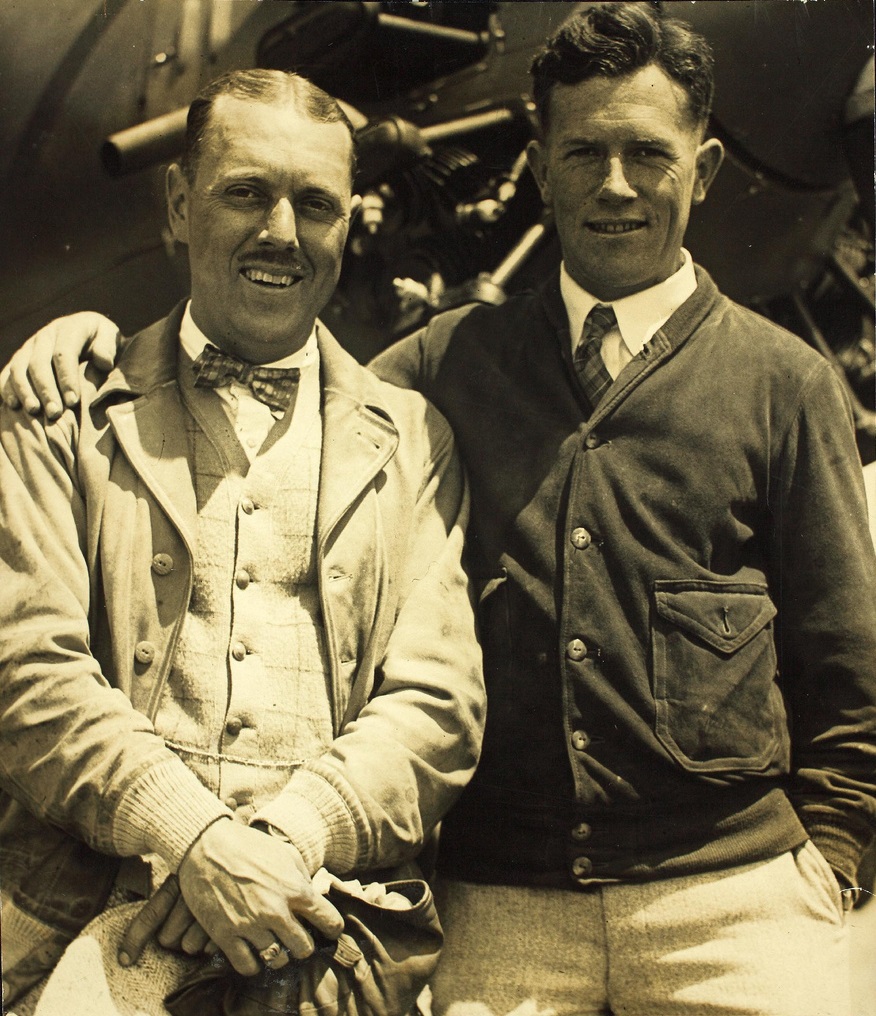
[527,65,723,301]
[166,94,353,362]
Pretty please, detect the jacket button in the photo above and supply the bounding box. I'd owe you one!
[571,729,590,751]
[584,433,601,450]
[566,638,587,661]
[235,569,251,590]
[570,527,592,550]
[231,642,246,662]
[225,717,242,737]
[134,641,156,664]
[571,856,593,878]
[240,497,254,515]
[571,822,592,842]
[151,553,174,576]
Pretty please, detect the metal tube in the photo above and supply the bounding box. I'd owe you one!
[376,13,484,48]
[420,108,515,143]
[102,107,188,177]
[490,218,551,289]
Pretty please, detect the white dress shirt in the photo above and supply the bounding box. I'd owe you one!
[179,302,320,461]
[561,250,697,379]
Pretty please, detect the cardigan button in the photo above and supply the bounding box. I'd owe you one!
[240,497,255,515]
[570,729,590,752]
[566,638,587,661]
[231,642,246,662]
[151,553,174,576]
[570,527,592,550]
[571,822,592,842]
[225,717,243,737]
[571,856,593,878]
[134,641,156,665]
[235,569,251,590]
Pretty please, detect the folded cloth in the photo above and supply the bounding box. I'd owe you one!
[164,868,443,1016]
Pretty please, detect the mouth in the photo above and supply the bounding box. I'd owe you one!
[586,221,646,235]
[240,267,304,289]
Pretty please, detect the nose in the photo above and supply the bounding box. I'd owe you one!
[259,198,297,247]
[599,157,637,201]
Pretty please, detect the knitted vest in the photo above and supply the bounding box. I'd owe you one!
[153,367,331,824]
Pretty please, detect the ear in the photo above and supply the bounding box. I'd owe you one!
[526,139,553,205]
[692,137,724,205]
[166,163,191,245]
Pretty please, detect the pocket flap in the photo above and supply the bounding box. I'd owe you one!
[654,581,776,653]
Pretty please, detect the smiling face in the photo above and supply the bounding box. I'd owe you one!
[527,64,723,301]
[166,93,354,363]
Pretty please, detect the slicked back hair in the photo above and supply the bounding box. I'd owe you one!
[180,68,357,181]
[531,2,715,136]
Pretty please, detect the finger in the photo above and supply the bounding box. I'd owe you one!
[0,360,21,409]
[89,316,125,375]
[218,936,262,978]
[299,891,345,942]
[180,922,211,956]
[156,893,198,950]
[3,342,41,415]
[118,876,181,967]
[25,324,69,419]
[204,940,220,956]
[273,917,318,962]
[253,936,290,971]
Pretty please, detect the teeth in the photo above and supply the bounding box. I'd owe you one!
[244,268,296,287]
[590,222,643,234]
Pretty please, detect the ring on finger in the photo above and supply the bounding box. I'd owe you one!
[258,941,284,966]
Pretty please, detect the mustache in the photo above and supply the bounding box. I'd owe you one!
[238,253,308,274]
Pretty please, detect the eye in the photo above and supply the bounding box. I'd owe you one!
[298,194,340,218]
[634,145,670,160]
[225,183,263,202]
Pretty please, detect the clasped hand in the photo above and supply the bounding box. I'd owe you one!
[119,820,344,977]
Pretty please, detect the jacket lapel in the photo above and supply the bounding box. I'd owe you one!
[315,323,399,546]
[95,305,198,553]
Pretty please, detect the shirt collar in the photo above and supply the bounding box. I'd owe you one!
[179,300,318,370]
[560,249,696,357]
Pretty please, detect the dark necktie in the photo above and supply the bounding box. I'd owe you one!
[574,303,616,412]
[191,344,300,414]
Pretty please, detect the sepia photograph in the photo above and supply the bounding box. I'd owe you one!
[0,2,874,1015]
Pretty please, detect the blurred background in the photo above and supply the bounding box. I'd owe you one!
[0,2,873,1006]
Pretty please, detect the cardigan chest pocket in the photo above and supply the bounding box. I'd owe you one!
[651,579,785,773]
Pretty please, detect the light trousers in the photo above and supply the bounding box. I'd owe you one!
[430,842,851,1016]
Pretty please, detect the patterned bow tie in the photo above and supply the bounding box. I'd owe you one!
[574,303,616,413]
[192,344,300,414]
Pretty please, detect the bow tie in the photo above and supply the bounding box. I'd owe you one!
[191,344,300,414]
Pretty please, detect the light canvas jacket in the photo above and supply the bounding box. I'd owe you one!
[0,303,484,1003]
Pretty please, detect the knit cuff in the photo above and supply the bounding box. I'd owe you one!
[250,768,359,876]
[803,819,870,892]
[112,755,233,871]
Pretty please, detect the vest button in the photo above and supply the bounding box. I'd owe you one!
[240,497,255,515]
[571,856,593,878]
[566,638,587,661]
[584,433,601,450]
[134,641,156,664]
[231,642,246,662]
[151,553,174,575]
[235,569,251,590]
[571,729,590,752]
[226,717,242,737]
[571,822,592,842]
[570,527,592,550]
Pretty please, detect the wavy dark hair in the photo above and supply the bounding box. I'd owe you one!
[531,3,715,134]
[181,68,357,180]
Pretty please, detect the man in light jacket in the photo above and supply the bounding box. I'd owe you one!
[0,68,484,1012]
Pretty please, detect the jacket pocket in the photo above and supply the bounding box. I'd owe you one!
[651,579,784,773]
